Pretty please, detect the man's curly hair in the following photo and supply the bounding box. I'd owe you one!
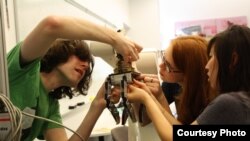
[40,39,94,99]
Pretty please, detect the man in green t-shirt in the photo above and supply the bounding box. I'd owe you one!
[7,15,142,141]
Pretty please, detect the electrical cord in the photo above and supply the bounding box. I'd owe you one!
[0,94,22,141]
[0,94,85,141]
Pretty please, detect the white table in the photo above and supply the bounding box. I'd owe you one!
[59,94,123,138]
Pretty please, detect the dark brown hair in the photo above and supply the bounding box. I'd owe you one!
[207,25,250,94]
[41,39,94,99]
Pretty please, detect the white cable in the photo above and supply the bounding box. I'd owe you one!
[0,94,22,141]
[0,94,85,141]
[21,112,85,141]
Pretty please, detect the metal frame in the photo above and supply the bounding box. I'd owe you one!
[0,0,10,97]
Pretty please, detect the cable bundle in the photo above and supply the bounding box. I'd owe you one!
[0,94,85,141]
[0,94,22,141]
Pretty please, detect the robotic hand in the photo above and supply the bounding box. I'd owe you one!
[105,54,140,125]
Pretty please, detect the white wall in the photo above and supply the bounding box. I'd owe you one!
[15,0,130,42]
[72,0,130,28]
[14,0,161,51]
[128,0,161,50]
[159,0,250,49]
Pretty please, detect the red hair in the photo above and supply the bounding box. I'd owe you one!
[171,36,216,124]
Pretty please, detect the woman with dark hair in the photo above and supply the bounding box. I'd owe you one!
[126,25,250,141]
[196,25,250,124]
[7,15,142,141]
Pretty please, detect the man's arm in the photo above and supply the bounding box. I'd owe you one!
[71,83,107,141]
[21,15,142,64]
[44,82,107,141]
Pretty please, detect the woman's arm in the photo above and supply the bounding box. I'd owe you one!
[127,83,173,141]
[135,74,181,125]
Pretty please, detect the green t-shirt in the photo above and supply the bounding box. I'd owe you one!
[7,42,62,141]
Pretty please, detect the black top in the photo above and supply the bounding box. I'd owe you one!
[161,82,181,103]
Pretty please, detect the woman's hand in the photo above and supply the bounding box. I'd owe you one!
[136,74,163,98]
[127,79,153,104]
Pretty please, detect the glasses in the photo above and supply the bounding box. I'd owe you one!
[161,55,182,73]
